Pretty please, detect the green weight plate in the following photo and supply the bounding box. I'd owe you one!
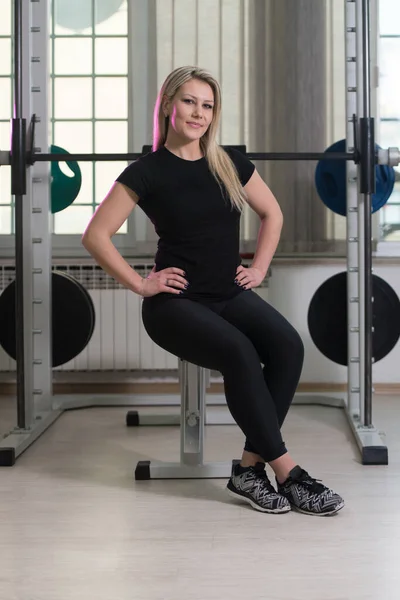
[51,144,82,214]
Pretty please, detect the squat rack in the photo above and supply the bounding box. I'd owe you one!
[0,0,399,469]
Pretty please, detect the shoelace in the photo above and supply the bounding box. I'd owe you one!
[251,465,277,494]
[295,469,327,495]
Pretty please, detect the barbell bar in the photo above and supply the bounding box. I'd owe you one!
[1,146,399,167]
[1,149,356,165]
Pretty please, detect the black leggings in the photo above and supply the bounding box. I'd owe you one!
[142,290,304,462]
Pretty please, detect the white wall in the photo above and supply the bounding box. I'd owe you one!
[268,260,400,384]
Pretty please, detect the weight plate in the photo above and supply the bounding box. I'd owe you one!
[51,144,82,214]
[315,139,395,216]
[0,271,95,367]
[308,271,400,365]
[53,270,96,356]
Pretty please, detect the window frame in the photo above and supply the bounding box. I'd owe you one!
[0,0,143,259]
[376,28,400,249]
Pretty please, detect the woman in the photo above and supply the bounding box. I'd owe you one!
[82,66,344,517]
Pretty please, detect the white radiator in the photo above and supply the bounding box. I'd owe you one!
[0,263,269,373]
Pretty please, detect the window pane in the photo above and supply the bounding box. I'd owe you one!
[0,79,11,120]
[54,38,92,75]
[95,161,127,201]
[0,1,11,36]
[0,121,11,152]
[0,40,11,75]
[72,162,94,205]
[54,205,93,234]
[95,0,127,35]
[116,220,127,234]
[54,121,93,154]
[0,166,11,206]
[0,206,12,234]
[95,121,127,153]
[386,186,400,207]
[95,77,127,119]
[95,38,128,74]
[379,120,400,149]
[379,121,400,188]
[379,39,400,118]
[54,0,93,36]
[380,37,400,80]
[382,201,400,224]
[48,80,53,134]
[54,78,93,119]
[380,0,400,35]
[49,35,52,73]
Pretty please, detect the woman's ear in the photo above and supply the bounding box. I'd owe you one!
[162,96,170,118]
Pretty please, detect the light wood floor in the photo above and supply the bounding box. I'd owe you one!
[1,395,400,600]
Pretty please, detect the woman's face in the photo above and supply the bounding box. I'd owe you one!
[164,78,214,143]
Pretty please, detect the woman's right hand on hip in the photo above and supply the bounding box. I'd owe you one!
[140,266,189,297]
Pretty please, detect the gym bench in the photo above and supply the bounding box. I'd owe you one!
[127,360,239,480]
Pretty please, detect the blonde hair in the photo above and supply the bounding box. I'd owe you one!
[152,66,247,212]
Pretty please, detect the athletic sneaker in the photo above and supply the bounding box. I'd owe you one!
[227,462,291,514]
[277,465,345,516]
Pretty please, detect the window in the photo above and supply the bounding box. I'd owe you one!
[0,0,129,239]
[51,0,129,236]
[378,0,400,242]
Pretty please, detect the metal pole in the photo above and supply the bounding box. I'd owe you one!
[30,151,356,163]
[13,0,27,429]
[359,0,374,426]
[14,2,22,119]
[362,0,371,118]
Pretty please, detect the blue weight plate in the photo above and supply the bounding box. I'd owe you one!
[315,139,395,216]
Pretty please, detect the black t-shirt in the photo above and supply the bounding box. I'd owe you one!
[116,145,255,301]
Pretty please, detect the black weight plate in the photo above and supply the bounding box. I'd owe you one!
[0,282,17,362]
[308,272,400,365]
[52,271,95,366]
[55,270,96,352]
[0,271,95,367]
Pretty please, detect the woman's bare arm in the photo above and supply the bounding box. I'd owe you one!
[82,182,144,294]
[243,169,283,277]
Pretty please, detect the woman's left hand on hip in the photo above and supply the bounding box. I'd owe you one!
[235,265,265,290]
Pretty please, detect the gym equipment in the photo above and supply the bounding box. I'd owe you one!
[142,144,248,157]
[315,139,396,216]
[1,0,400,468]
[308,272,400,366]
[50,144,82,214]
[0,271,95,367]
[55,0,124,32]
[131,360,239,480]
